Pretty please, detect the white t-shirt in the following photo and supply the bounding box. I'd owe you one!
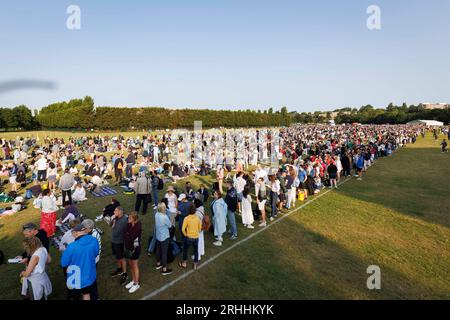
[31,247,48,276]
[165,193,177,211]
[36,158,48,171]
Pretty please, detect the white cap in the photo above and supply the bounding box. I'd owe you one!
[178,193,187,201]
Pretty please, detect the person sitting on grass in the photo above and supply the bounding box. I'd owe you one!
[72,181,87,203]
[95,198,121,223]
[56,201,80,227]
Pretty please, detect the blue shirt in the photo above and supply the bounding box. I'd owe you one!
[61,234,99,289]
[178,201,190,217]
[155,211,171,241]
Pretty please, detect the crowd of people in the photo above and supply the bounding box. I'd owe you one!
[1,123,445,300]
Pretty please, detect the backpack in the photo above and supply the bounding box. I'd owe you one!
[8,191,17,199]
[202,214,211,231]
[157,177,164,190]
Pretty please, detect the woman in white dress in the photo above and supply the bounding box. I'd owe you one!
[241,188,254,229]
[194,199,206,260]
[72,181,87,202]
[20,237,52,300]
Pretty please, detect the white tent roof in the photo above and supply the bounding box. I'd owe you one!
[407,120,444,126]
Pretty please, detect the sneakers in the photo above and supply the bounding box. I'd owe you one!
[95,215,103,222]
[247,225,255,229]
[269,217,274,222]
[161,268,173,276]
[120,273,128,285]
[230,235,238,240]
[213,240,223,246]
[155,264,162,270]
[104,216,111,224]
[125,281,134,289]
[111,268,123,277]
[129,283,140,293]
[259,222,267,227]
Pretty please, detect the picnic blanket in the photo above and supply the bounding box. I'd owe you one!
[91,186,117,197]
[50,220,103,250]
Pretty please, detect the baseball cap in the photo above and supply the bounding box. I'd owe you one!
[73,219,95,232]
[22,222,38,231]
[178,193,187,201]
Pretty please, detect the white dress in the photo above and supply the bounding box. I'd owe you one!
[21,247,52,300]
[195,207,205,260]
[241,195,254,226]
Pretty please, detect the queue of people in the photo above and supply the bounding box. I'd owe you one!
[3,123,442,300]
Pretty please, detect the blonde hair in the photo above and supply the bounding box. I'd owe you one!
[23,236,42,256]
[157,202,167,214]
[128,211,139,222]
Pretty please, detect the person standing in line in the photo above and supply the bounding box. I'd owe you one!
[211,190,228,246]
[109,207,129,285]
[154,202,173,275]
[123,212,142,293]
[241,187,254,229]
[58,168,75,205]
[134,171,152,215]
[268,174,280,221]
[39,188,59,237]
[224,180,238,240]
[179,203,202,270]
[61,220,99,300]
[20,237,52,300]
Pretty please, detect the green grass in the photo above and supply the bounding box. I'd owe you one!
[0,133,449,300]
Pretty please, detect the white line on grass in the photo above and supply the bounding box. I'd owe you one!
[141,176,354,300]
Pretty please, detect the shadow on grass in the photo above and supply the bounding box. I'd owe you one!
[338,147,450,228]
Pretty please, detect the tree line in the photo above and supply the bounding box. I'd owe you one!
[1,98,449,131]
[10,96,291,130]
[292,103,450,125]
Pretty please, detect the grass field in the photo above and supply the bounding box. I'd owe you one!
[0,133,449,300]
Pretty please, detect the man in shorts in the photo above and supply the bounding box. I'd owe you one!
[109,206,129,285]
[61,219,100,300]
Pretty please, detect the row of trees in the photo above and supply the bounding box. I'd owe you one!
[292,103,450,125]
[2,98,449,131]
[35,97,291,129]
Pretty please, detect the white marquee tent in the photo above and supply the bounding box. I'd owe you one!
[406,120,444,126]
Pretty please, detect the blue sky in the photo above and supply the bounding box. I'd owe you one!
[1,0,450,112]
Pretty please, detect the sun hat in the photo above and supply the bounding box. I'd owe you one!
[167,185,175,192]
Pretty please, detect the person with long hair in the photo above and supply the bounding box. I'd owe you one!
[20,237,52,300]
[124,212,142,293]
[256,177,267,227]
[47,161,57,191]
[241,187,254,229]
[155,202,173,275]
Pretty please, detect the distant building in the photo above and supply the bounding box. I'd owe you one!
[421,103,449,110]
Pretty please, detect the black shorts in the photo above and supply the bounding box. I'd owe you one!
[279,193,286,202]
[80,280,97,296]
[127,247,141,260]
[357,167,363,173]
[112,242,124,260]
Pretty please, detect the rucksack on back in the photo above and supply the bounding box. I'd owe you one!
[202,214,211,231]
[157,177,164,190]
